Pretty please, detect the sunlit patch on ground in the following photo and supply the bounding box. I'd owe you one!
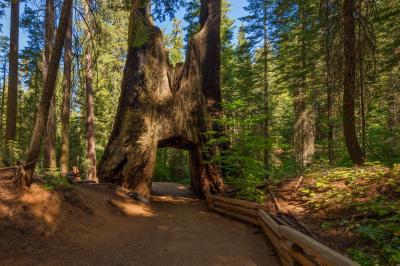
[108,198,155,217]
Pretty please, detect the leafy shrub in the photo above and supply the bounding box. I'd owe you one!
[42,171,71,191]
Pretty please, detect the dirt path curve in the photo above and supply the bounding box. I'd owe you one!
[1,182,279,266]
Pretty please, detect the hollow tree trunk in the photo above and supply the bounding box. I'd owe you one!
[15,0,73,186]
[5,0,19,156]
[343,0,364,166]
[60,5,73,175]
[97,0,224,199]
[44,0,57,170]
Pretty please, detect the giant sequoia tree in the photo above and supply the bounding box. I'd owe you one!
[97,0,225,198]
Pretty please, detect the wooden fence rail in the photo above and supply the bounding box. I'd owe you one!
[206,194,358,266]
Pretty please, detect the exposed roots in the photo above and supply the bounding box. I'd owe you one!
[11,161,36,187]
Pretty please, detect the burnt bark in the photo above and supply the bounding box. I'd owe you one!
[97,0,224,198]
[343,0,364,166]
[60,6,73,174]
[15,0,73,186]
[43,0,57,170]
[5,0,19,155]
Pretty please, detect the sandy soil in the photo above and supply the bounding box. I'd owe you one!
[0,180,279,266]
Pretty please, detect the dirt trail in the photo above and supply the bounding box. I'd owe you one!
[0,181,279,266]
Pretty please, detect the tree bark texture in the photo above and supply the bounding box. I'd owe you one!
[60,6,73,174]
[43,0,57,170]
[343,0,364,166]
[84,1,97,181]
[97,0,224,198]
[5,0,19,151]
[294,93,316,168]
[19,0,73,186]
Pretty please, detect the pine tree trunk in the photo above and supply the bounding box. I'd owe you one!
[84,2,97,182]
[60,6,73,175]
[0,57,6,142]
[326,66,334,165]
[323,0,335,165]
[343,0,364,166]
[15,0,74,186]
[97,0,224,199]
[262,0,270,175]
[357,25,367,160]
[43,0,57,170]
[5,0,19,157]
[294,5,315,169]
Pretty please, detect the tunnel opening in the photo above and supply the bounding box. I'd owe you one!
[153,148,190,186]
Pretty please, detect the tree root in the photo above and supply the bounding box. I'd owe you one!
[11,160,37,187]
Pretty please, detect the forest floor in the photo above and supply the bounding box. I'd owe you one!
[264,164,400,265]
[0,179,279,266]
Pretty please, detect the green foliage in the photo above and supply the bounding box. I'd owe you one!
[129,16,151,47]
[292,165,400,265]
[347,249,377,266]
[154,149,190,185]
[299,166,393,211]
[4,140,22,164]
[41,171,71,191]
[164,18,184,66]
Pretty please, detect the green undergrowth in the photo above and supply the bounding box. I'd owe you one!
[153,166,190,185]
[41,171,72,191]
[226,173,266,203]
[295,164,400,265]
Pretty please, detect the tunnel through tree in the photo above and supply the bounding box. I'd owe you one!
[97,0,225,198]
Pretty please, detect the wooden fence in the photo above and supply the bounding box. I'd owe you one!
[205,194,359,266]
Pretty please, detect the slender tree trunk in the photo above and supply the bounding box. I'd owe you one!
[15,0,73,186]
[326,61,334,165]
[262,0,270,175]
[5,0,19,157]
[84,2,97,181]
[294,5,315,170]
[60,5,73,175]
[323,0,335,165]
[343,0,364,166]
[360,72,366,159]
[357,23,367,159]
[0,57,7,141]
[43,0,57,170]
